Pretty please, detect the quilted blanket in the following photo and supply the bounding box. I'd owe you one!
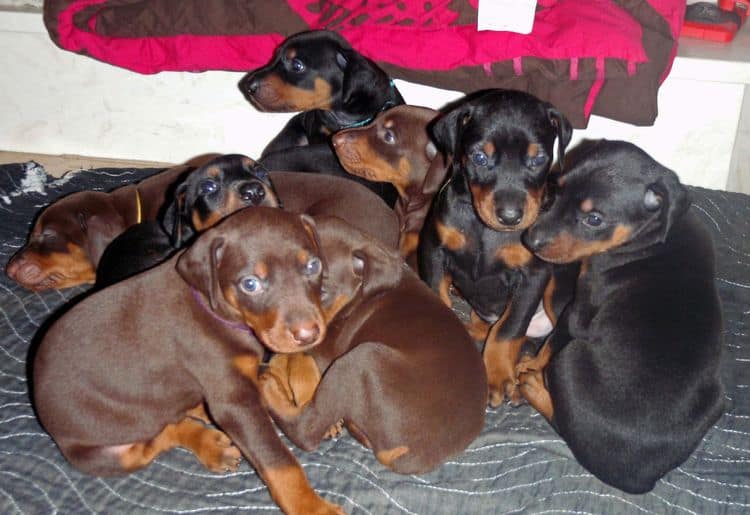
[1,162,748,513]
[43,0,685,128]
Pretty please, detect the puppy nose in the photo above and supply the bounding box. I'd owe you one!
[521,231,543,252]
[239,182,265,203]
[242,76,260,95]
[498,207,523,226]
[291,321,321,346]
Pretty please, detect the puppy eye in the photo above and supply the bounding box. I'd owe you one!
[198,179,219,196]
[240,275,264,294]
[472,152,488,166]
[527,153,548,167]
[304,256,322,276]
[383,129,396,144]
[582,212,603,227]
[291,58,306,73]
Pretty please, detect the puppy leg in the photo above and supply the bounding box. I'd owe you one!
[263,353,321,409]
[467,310,491,341]
[118,417,242,473]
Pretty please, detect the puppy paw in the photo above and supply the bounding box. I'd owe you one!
[518,369,554,420]
[324,419,345,440]
[259,369,300,419]
[196,428,242,473]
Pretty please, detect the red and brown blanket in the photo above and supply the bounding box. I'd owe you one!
[43,0,685,128]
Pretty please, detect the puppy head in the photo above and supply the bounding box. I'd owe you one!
[332,105,440,196]
[162,154,280,248]
[239,30,392,116]
[430,89,572,232]
[311,215,404,322]
[177,207,327,353]
[523,140,690,264]
[6,191,127,290]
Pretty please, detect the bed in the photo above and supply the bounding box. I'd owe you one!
[0,162,748,513]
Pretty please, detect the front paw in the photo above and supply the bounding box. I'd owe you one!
[259,368,299,418]
[197,428,243,473]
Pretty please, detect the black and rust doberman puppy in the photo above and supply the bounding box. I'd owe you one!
[418,89,575,406]
[331,105,447,265]
[96,154,280,288]
[33,207,347,515]
[240,30,401,206]
[5,156,218,291]
[517,140,724,493]
[239,30,404,156]
[258,216,487,474]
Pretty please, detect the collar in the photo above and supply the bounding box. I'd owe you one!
[190,287,254,335]
[134,188,143,224]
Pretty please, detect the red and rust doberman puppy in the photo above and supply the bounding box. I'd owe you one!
[258,216,488,475]
[96,154,281,288]
[331,105,448,265]
[517,140,725,493]
[33,207,348,515]
[8,158,399,291]
[417,89,576,406]
[5,156,217,291]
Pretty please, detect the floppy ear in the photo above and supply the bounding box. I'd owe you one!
[429,106,471,158]
[352,241,404,298]
[177,235,237,317]
[337,49,388,113]
[82,210,127,266]
[644,170,690,243]
[161,183,193,248]
[546,105,573,171]
[420,150,449,197]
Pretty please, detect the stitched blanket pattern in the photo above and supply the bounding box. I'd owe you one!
[0,163,748,513]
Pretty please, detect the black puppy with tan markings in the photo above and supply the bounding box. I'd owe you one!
[33,207,346,515]
[418,89,575,406]
[517,140,724,493]
[240,30,404,156]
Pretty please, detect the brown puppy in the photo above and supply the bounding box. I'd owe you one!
[259,217,487,475]
[332,105,448,264]
[33,207,344,515]
[5,159,205,291]
[8,163,399,291]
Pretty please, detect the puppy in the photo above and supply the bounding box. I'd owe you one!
[332,105,447,264]
[418,89,574,405]
[33,207,344,515]
[518,140,725,493]
[239,30,404,156]
[95,154,279,288]
[259,217,487,474]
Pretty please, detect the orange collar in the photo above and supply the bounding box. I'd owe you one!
[134,188,142,224]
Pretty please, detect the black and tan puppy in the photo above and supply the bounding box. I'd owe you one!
[259,217,487,475]
[517,140,724,493]
[33,207,345,515]
[240,30,404,156]
[418,89,574,406]
[96,154,280,288]
[332,105,447,264]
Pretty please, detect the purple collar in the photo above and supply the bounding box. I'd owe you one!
[190,287,255,335]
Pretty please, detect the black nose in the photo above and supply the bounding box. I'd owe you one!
[239,182,265,203]
[498,207,523,226]
[240,75,260,95]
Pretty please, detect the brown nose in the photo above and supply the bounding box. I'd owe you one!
[291,321,321,346]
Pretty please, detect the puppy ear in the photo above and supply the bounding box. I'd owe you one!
[430,107,471,157]
[162,183,193,248]
[83,211,127,266]
[352,241,403,298]
[644,170,690,242]
[546,105,572,171]
[420,151,449,197]
[337,49,388,113]
[177,235,236,316]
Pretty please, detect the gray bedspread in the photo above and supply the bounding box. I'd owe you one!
[0,163,748,514]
